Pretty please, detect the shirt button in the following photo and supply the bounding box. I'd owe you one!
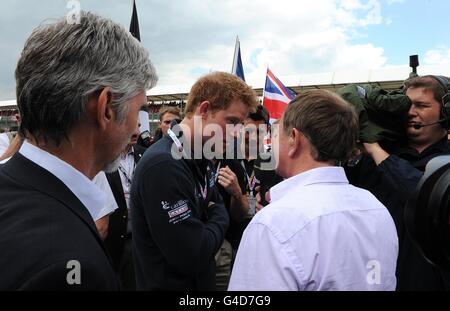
[120,235,124,239]
[123,215,127,219]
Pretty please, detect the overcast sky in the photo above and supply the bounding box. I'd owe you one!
[1,0,450,100]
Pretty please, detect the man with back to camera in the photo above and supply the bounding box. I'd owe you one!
[0,11,157,290]
[346,75,450,290]
[131,72,258,290]
[229,90,398,290]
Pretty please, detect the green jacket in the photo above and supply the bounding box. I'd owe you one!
[336,84,411,144]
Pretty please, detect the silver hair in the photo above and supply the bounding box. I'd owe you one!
[15,11,158,145]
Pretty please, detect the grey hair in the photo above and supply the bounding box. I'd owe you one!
[15,11,158,145]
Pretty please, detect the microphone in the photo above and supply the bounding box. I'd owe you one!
[412,119,447,130]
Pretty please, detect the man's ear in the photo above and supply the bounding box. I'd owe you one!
[288,128,302,158]
[97,87,113,130]
[197,101,211,120]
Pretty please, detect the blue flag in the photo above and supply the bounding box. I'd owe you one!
[231,37,245,81]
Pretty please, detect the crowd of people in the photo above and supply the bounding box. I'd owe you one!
[0,11,449,291]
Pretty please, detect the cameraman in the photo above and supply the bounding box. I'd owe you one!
[347,75,450,290]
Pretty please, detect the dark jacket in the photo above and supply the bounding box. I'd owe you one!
[131,136,229,290]
[104,145,146,271]
[0,153,119,290]
[346,136,450,290]
[216,159,250,250]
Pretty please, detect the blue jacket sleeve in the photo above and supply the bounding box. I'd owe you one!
[377,155,423,202]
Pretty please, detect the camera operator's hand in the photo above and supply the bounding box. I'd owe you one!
[255,186,271,212]
[363,142,390,166]
[217,166,241,198]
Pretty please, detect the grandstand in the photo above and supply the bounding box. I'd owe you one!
[2,63,448,133]
[0,79,407,132]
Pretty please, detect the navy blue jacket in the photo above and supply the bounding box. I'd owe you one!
[131,135,229,290]
[346,137,450,290]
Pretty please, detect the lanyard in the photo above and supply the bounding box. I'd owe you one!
[199,174,208,200]
[168,127,209,202]
[241,161,257,194]
[118,152,135,188]
[118,165,132,187]
[167,128,188,158]
[215,161,221,182]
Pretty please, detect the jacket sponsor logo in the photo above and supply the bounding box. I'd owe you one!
[161,199,188,211]
[161,201,171,210]
[168,205,189,218]
[162,200,191,224]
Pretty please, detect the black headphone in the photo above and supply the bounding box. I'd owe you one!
[429,75,450,129]
[405,155,450,270]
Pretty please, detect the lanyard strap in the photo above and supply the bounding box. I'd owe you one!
[118,165,132,187]
[118,153,135,187]
[215,161,221,182]
[168,127,210,203]
[167,128,188,158]
[241,161,257,193]
[198,174,208,200]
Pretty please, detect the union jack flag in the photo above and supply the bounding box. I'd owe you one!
[262,69,295,122]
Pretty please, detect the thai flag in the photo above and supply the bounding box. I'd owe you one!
[231,36,245,81]
[263,68,295,122]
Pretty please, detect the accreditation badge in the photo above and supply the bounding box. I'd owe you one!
[247,193,257,217]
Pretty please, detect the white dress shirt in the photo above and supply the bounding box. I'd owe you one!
[19,140,109,221]
[118,148,135,210]
[228,166,398,291]
[117,148,136,233]
[93,171,119,218]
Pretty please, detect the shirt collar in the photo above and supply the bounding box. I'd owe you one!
[270,166,348,203]
[121,146,134,159]
[19,140,107,221]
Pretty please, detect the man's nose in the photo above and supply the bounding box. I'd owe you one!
[408,105,418,118]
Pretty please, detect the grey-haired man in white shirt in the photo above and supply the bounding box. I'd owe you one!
[229,90,398,291]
